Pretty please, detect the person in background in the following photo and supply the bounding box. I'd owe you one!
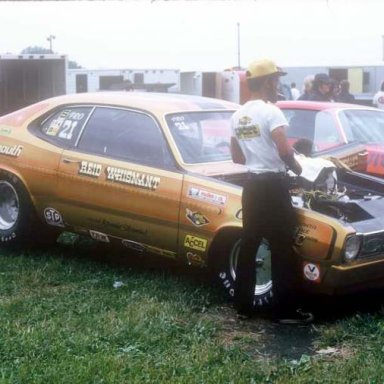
[309,73,333,102]
[335,80,355,103]
[290,82,300,100]
[373,81,384,109]
[230,58,313,324]
[298,75,314,100]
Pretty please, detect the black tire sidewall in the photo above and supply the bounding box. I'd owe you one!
[0,172,33,246]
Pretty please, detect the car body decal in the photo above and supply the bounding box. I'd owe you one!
[79,161,102,177]
[184,235,208,251]
[187,186,227,206]
[44,208,65,227]
[0,144,23,157]
[89,230,110,243]
[186,208,210,226]
[0,126,12,136]
[303,262,321,283]
[106,166,160,190]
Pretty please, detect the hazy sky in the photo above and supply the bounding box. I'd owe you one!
[1,0,384,71]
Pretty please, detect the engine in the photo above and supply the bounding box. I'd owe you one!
[290,155,383,222]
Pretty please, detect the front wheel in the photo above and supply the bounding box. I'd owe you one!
[213,232,273,309]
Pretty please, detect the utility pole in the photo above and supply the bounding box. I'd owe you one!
[382,35,384,61]
[47,35,56,53]
[237,22,241,69]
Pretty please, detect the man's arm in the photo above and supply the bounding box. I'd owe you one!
[231,136,246,165]
[271,126,302,175]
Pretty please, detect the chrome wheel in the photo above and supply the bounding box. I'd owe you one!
[229,238,272,296]
[0,181,19,231]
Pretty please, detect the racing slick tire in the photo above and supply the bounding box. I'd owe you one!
[0,171,59,248]
[213,230,274,309]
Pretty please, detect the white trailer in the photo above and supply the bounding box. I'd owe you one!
[67,68,180,94]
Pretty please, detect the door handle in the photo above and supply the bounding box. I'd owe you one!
[62,158,81,164]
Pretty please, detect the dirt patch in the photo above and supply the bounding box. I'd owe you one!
[205,305,318,361]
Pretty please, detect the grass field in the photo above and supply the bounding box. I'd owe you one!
[1,236,384,383]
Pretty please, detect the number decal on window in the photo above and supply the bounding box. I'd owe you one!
[58,120,78,140]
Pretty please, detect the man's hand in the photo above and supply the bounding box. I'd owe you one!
[231,136,246,165]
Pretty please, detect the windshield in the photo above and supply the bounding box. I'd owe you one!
[282,108,346,153]
[338,109,384,144]
[166,111,233,164]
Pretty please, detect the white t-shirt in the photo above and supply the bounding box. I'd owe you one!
[373,91,384,109]
[231,100,288,173]
[291,87,301,100]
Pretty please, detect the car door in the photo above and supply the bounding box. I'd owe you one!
[56,106,183,257]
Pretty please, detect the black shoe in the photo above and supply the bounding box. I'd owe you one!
[274,308,314,325]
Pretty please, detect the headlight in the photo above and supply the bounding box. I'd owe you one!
[343,235,362,262]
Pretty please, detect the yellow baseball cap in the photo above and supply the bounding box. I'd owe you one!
[246,58,287,79]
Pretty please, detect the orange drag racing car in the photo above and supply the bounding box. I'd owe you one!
[1,92,384,309]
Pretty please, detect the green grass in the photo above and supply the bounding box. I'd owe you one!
[1,240,384,383]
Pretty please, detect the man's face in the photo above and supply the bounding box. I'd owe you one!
[266,76,280,103]
[319,81,331,95]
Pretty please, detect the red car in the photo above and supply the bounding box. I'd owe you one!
[277,101,384,177]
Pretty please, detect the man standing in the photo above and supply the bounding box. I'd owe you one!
[290,82,300,100]
[335,80,355,103]
[309,73,333,102]
[231,58,313,324]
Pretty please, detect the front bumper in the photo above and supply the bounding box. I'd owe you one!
[304,256,384,295]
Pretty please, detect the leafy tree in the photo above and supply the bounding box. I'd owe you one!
[68,60,82,69]
[21,46,52,54]
[21,46,82,69]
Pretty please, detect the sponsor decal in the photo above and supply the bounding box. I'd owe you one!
[122,239,145,253]
[46,110,70,136]
[186,208,210,227]
[0,126,12,136]
[44,208,65,227]
[235,209,242,220]
[89,230,110,243]
[1,232,16,242]
[187,187,227,206]
[106,166,160,190]
[186,252,205,267]
[79,161,102,178]
[238,116,252,126]
[235,124,261,140]
[303,263,320,283]
[235,114,261,140]
[184,235,208,252]
[0,144,23,157]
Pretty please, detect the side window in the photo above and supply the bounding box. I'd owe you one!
[77,107,172,168]
[40,107,93,147]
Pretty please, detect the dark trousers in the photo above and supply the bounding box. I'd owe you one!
[234,172,299,316]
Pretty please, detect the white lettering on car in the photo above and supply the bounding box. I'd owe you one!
[106,166,160,190]
[0,144,23,157]
[79,161,102,177]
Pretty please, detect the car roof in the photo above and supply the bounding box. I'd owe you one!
[42,92,239,115]
[276,100,378,112]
